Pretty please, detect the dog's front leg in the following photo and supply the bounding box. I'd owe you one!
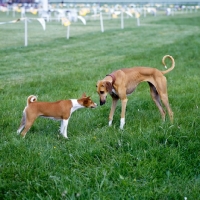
[120,98,128,129]
[109,98,119,126]
[60,120,64,134]
[61,119,69,139]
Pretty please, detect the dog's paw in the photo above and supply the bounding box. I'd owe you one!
[120,118,125,129]
[63,136,69,139]
[120,126,124,130]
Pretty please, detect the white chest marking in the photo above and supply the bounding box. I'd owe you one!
[70,99,84,114]
[112,88,117,95]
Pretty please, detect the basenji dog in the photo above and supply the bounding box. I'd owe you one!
[17,94,97,138]
[96,55,175,129]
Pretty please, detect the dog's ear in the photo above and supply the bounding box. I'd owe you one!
[105,81,112,93]
[83,96,91,104]
[86,96,91,100]
[82,93,87,98]
[96,81,100,88]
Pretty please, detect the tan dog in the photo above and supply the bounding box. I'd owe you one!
[17,94,97,138]
[96,55,175,129]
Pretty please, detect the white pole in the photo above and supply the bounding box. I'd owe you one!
[7,6,9,16]
[137,17,140,26]
[100,12,104,32]
[144,7,146,17]
[67,25,70,39]
[24,18,28,46]
[121,11,124,29]
[42,0,48,12]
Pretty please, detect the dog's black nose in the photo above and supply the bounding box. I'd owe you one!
[100,101,105,106]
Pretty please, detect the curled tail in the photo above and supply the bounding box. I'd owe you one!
[27,95,37,106]
[161,55,175,74]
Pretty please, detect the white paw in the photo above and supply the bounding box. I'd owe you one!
[62,134,68,139]
[120,118,125,129]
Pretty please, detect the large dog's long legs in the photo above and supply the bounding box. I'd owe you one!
[155,77,173,123]
[149,80,173,123]
[160,93,173,123]
[148,82,166,121]
[120,98,128,129]
[109,97,119,126]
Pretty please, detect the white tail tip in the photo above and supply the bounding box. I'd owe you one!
[30,96,37,102]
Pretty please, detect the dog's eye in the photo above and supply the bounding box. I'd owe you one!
[100,91,104,94]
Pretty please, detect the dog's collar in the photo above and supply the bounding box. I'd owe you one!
[106,73,116,85]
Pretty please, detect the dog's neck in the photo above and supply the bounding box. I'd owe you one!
[106,73,116,85]
[70,99,85,114]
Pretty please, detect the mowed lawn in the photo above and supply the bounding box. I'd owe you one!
[0,9,200,199]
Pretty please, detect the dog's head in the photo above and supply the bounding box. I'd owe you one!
[96,80,112,106]
[79,93,97,108]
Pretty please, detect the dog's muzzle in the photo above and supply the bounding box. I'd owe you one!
[100,100,106,106]
[99,95,107,106]
[91,103,98,108]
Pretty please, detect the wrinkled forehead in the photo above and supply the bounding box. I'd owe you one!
[96,80,106,88]
[83,96,95,102]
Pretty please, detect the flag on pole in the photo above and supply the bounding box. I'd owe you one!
[112,13,118,18]
[125,11,133,17]
[37,18,46,30]
[135,12,140,18]
[77,16,86,25]
[61,18,71,27]
[0,19,20,25]
[135,12,140,26]
[30,8,38,15]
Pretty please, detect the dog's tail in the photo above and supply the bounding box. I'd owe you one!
[161,55,175,74]
[27,95,37,106]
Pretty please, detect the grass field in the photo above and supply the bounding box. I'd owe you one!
[0,9,200,199]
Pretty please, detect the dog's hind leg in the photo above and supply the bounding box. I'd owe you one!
[159,93,173,123]
[153,77,173,123]
[148,82,166,121]
[17,111,26,134]
[20,118,35,138]
[21,121,34,137]
[20,112,37,137]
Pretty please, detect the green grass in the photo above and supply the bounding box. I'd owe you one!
[0,10,200,199]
